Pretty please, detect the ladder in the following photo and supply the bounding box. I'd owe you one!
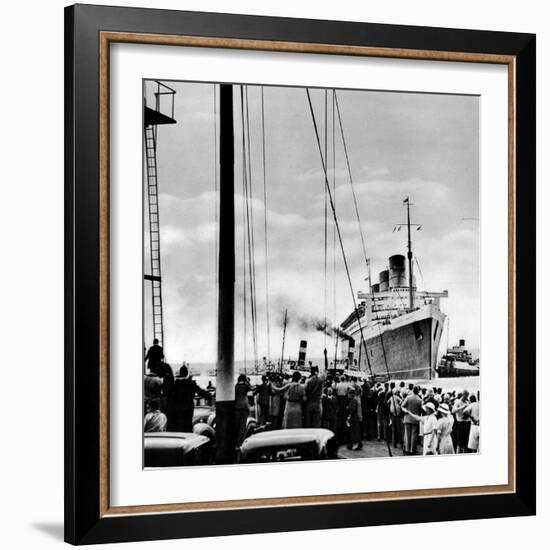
[144,124,164,348]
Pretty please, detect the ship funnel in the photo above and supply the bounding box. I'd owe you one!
[371,283,380,293]
[379,270,390,292]
[459,339,465,347]
[389,254,407,288]
[298,340,307,366]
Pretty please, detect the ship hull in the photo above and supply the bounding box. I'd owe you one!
[346,304,445,380]
[436,364,479,377]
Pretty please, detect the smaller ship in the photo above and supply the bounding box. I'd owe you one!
[436,339,480,377]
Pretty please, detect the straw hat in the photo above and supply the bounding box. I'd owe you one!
[438,403,451,415]
[423,402,436,413]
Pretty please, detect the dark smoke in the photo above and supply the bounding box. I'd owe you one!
[272,296,353,342]
[296,314,354,342]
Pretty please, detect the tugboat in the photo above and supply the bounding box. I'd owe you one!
[436,339,480,378]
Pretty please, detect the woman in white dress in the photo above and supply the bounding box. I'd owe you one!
[271,371,305,429]
[402,401,438,455]
[464,395,480,452]
[435,403,455,454]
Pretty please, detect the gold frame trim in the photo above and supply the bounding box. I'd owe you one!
[98,32,516,518]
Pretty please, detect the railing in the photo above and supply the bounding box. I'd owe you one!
[144,80,176,120]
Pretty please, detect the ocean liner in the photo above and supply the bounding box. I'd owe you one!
[338,200,448,381]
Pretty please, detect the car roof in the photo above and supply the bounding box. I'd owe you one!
[240,428,334,451]
[145,432,209,451]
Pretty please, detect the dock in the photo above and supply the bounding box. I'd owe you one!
[338,439,400,459]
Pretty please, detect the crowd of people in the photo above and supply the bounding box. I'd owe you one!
[143,339,213,433]
[143,340,480,457]
[236,369,480,455]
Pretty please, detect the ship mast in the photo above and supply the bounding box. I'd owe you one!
[405,197,414,310]
[394,197,421,310]
[215,83,236,464]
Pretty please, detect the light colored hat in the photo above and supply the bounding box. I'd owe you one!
[423,402,436,413]
[438,403,451,415]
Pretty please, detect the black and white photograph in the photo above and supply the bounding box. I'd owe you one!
[55,2,539,545]
[142,79,481,467]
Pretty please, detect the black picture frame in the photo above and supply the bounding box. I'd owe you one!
[65,3,536,545]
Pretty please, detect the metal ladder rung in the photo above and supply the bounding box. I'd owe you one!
[145,123,164,351]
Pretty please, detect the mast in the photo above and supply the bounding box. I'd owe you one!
[215,84,236,464]
[405,197,414,310]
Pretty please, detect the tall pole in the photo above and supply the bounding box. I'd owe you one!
[215,84,235,464]
[405,198,414,310]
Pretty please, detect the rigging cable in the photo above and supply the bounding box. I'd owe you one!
[260,87,271,363]
[240,86,248,374]
[244,86,259,369]
[334,91,392,381]
[332,90,338,366]
[334,92,369,270]
[324,89,328,350]
[415,256,426,291]
[305,88,373,378]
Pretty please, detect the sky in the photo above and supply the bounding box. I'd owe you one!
[144,81,480,367]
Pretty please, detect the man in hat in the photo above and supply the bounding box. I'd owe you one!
[145,338,164,375]
[388,386,403,449]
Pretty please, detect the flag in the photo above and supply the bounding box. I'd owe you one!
[403,197,409,203]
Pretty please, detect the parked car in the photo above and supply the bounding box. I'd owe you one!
[144,432,213,467]
[238,428,337,463]
[192,406,215,425]
[193,406,258,438]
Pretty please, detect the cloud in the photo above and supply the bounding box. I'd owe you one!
[295,167,350,183]
[359,166,391,178]
[144,81,479,364]
[349,178,450,205]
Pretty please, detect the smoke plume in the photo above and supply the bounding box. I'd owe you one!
[273,295,353,341]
